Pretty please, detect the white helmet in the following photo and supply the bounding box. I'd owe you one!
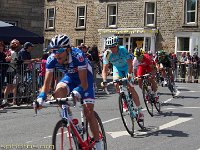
[49,34,71,49]
[105,36,119,48]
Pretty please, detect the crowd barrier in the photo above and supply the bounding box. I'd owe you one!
[0,62,199,106]
[0,62,64,106]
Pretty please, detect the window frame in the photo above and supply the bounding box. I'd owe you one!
[144,1,156,27]
[76,5,87,29]
[106,3,118,28]
[46,7,55,30]
[183,0,198,26]
[76,39,84,47]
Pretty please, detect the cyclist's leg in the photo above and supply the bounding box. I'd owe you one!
[82,76,101,147]
[119,67,141,108]
[54,75,74,117]
[113,66,120,93]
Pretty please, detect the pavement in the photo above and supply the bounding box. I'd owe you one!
[0,75,200,150]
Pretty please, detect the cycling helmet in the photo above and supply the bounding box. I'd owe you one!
[157,50,165,56]
[49,34,71,49]
[105,36,119,48]
[133,48,144,57]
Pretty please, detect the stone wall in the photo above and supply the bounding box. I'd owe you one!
[45,0,200,53]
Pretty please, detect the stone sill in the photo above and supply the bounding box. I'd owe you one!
[182,24,198,28]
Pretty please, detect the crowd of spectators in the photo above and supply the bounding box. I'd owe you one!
[0,39,200,110]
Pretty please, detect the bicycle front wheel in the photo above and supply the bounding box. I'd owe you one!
[86,111,107,150]
[119,94,134,136]
[52,120,79,150]
[142,86,154,117]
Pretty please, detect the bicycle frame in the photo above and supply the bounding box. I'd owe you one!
[58,101,102,150]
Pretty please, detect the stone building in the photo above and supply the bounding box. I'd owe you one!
[0,0,44,57]
[44,0,200,58]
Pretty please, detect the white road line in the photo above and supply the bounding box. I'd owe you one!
[102,117,121,124]
[162,90,180,104]
[135,117,193,136]
[158,117,192,130]
[107,117,193,138]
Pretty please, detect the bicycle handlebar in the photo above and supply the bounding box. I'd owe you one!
[33,95,79,115]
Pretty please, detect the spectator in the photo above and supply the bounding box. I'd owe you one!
[88,45,100,91]
[171,53,178,82]
[38,53,49,89]
[3,39,21,106]
[186,52,193,83]
[192,52,200,83]
[0,41,7,101]
[179,52,187,82]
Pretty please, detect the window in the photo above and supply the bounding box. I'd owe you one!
[185,0,197,24]
[76,39,84,47]
[145,2,156,27]
[76,6,86,28]
[107,4,117,27]
[177,37,190,58]
[46,8,55,29]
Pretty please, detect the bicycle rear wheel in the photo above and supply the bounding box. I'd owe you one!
[119,94,134,136]
[52,119,79,150]
[142,86,154,117]
[86,111,107,150]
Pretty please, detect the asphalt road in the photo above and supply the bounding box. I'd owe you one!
[0,81,200,150]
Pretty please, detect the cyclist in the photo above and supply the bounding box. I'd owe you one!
[155,50,174,86]
[36,34,102,150]
[133,48,158,99]
[101,36,143,118]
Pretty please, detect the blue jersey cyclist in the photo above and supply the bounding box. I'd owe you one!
[36,34,102,150]
[102,36,143,118]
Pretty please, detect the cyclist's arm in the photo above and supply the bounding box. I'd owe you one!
[41,71,53,93]
[127,58,133,74]
[78,69,88,91]
[102,50,110,81]
[102,63,109,81]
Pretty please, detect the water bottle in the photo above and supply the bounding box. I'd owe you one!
[72,118,82,134]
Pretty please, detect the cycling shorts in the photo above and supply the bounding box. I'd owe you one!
[59,74,95,104]
[113,65,128,80]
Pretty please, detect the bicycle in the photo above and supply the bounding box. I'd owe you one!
[138,73,161,117]
[164,67,177,97]
[33,95,107,150]
[103,78,145,136]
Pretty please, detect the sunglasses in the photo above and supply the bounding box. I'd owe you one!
[52,48,66,54]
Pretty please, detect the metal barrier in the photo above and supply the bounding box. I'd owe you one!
[0,62,64,106]
[174,64,200,83]
[0,62,199,106]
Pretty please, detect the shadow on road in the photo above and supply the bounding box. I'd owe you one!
[138,128,189,138]
[161,103,184,107]
[159,111,192,117]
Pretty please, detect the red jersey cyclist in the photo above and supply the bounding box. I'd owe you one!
[133,48,158,99]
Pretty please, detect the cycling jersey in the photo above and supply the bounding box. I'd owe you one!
[154,54,171,68]
[46,47,95,104]
[136,54,154,77]
[103,46,131,79]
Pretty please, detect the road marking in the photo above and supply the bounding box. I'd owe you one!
[162,90,180,104]
[107,117,193,138]
[102,117,121,124]
[158,117,192,130]
[107,131,129,138]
